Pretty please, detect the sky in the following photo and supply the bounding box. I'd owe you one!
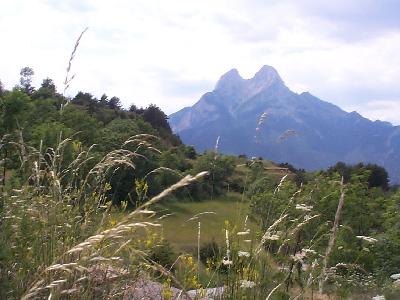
[1,0,400,125]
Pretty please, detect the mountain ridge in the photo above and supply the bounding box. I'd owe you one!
[169,66,400,183]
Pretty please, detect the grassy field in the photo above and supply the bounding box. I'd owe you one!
[155,192,253,252]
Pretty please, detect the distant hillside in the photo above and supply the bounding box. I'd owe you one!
[169,65,400,183]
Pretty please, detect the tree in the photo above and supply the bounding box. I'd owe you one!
[72,91,96,106]
[191,151,235,197]
[19,67,35,95]
[97,118,155,153]
[0,89,32,132]
[0,79,5,97]
[108,96,121,110]
[249,175,301,230]
[32,78,57,100]
[60,105,101,145]
[328,162,352,183]
[26,98,59,128]
[129,104,138,113]
[99,94,108,107]
[184,145,197,159]
[30,121,73,150]
[0,89,32,184]
[72,91,98,115]
[328,162,389,190]
[373,190,400,275]
[159,148,189,172]
[141,104,172,133]
[41,78,56,92]
[365,163,389,190]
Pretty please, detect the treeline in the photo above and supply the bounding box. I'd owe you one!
[0,68,239,205]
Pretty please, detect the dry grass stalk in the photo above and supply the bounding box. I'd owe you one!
[61,27,89,112]
[21,171,208,299]
[265,282,282,300]
[319,177,346,293]
[144,166,183,180]
[254,213,288,256]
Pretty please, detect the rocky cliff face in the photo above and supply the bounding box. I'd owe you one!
[169,66,400,183]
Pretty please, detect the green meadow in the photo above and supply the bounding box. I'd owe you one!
[157,193,252,251]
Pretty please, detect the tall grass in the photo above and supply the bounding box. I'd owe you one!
[0,132,208,299]
[61,27,89,112]
[2,128,392,299]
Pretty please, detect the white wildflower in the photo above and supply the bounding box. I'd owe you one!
[222,257,233,266]
[302,248,317,255]
[267,234,280,241]
[225,229,230,263]
[237,230,250,236]
[291,251,306,262]
[311,259,319,268]
[390,273,400,280]
[295,204,313,212]
[238,251,250,257]
[240,280,256,288]
[356,235,378,243]
[304,214,312,221]
[372,295,385,300]
[335,263,348,268]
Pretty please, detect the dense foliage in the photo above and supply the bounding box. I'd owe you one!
[0,71,214,205]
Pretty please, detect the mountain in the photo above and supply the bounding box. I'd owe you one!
[169,65,400,183]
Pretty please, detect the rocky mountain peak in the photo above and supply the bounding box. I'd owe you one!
[169,65,400,184]
[215,68,243,91]
[249,65,283,90]
[253,65,280,80]
[215,65,285,97]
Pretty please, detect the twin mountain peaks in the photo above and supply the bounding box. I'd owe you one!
[169,65,400,183]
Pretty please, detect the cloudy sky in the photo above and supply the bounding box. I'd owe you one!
[1,0,400,124]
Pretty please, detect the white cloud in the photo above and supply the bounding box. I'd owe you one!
[0,0,399,124]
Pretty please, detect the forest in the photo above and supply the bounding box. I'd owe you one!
[1,68,400,299]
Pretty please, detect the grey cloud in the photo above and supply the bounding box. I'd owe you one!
[242,0,400,41]
[304,1,400,41]
[299,0,400,29]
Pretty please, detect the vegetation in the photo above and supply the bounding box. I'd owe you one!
[1,69,400,299]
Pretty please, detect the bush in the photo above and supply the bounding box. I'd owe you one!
[149,239,177,269]
[199,240,222,265]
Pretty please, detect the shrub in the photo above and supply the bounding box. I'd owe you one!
[199,240,222,265]
[149,239,177,269]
